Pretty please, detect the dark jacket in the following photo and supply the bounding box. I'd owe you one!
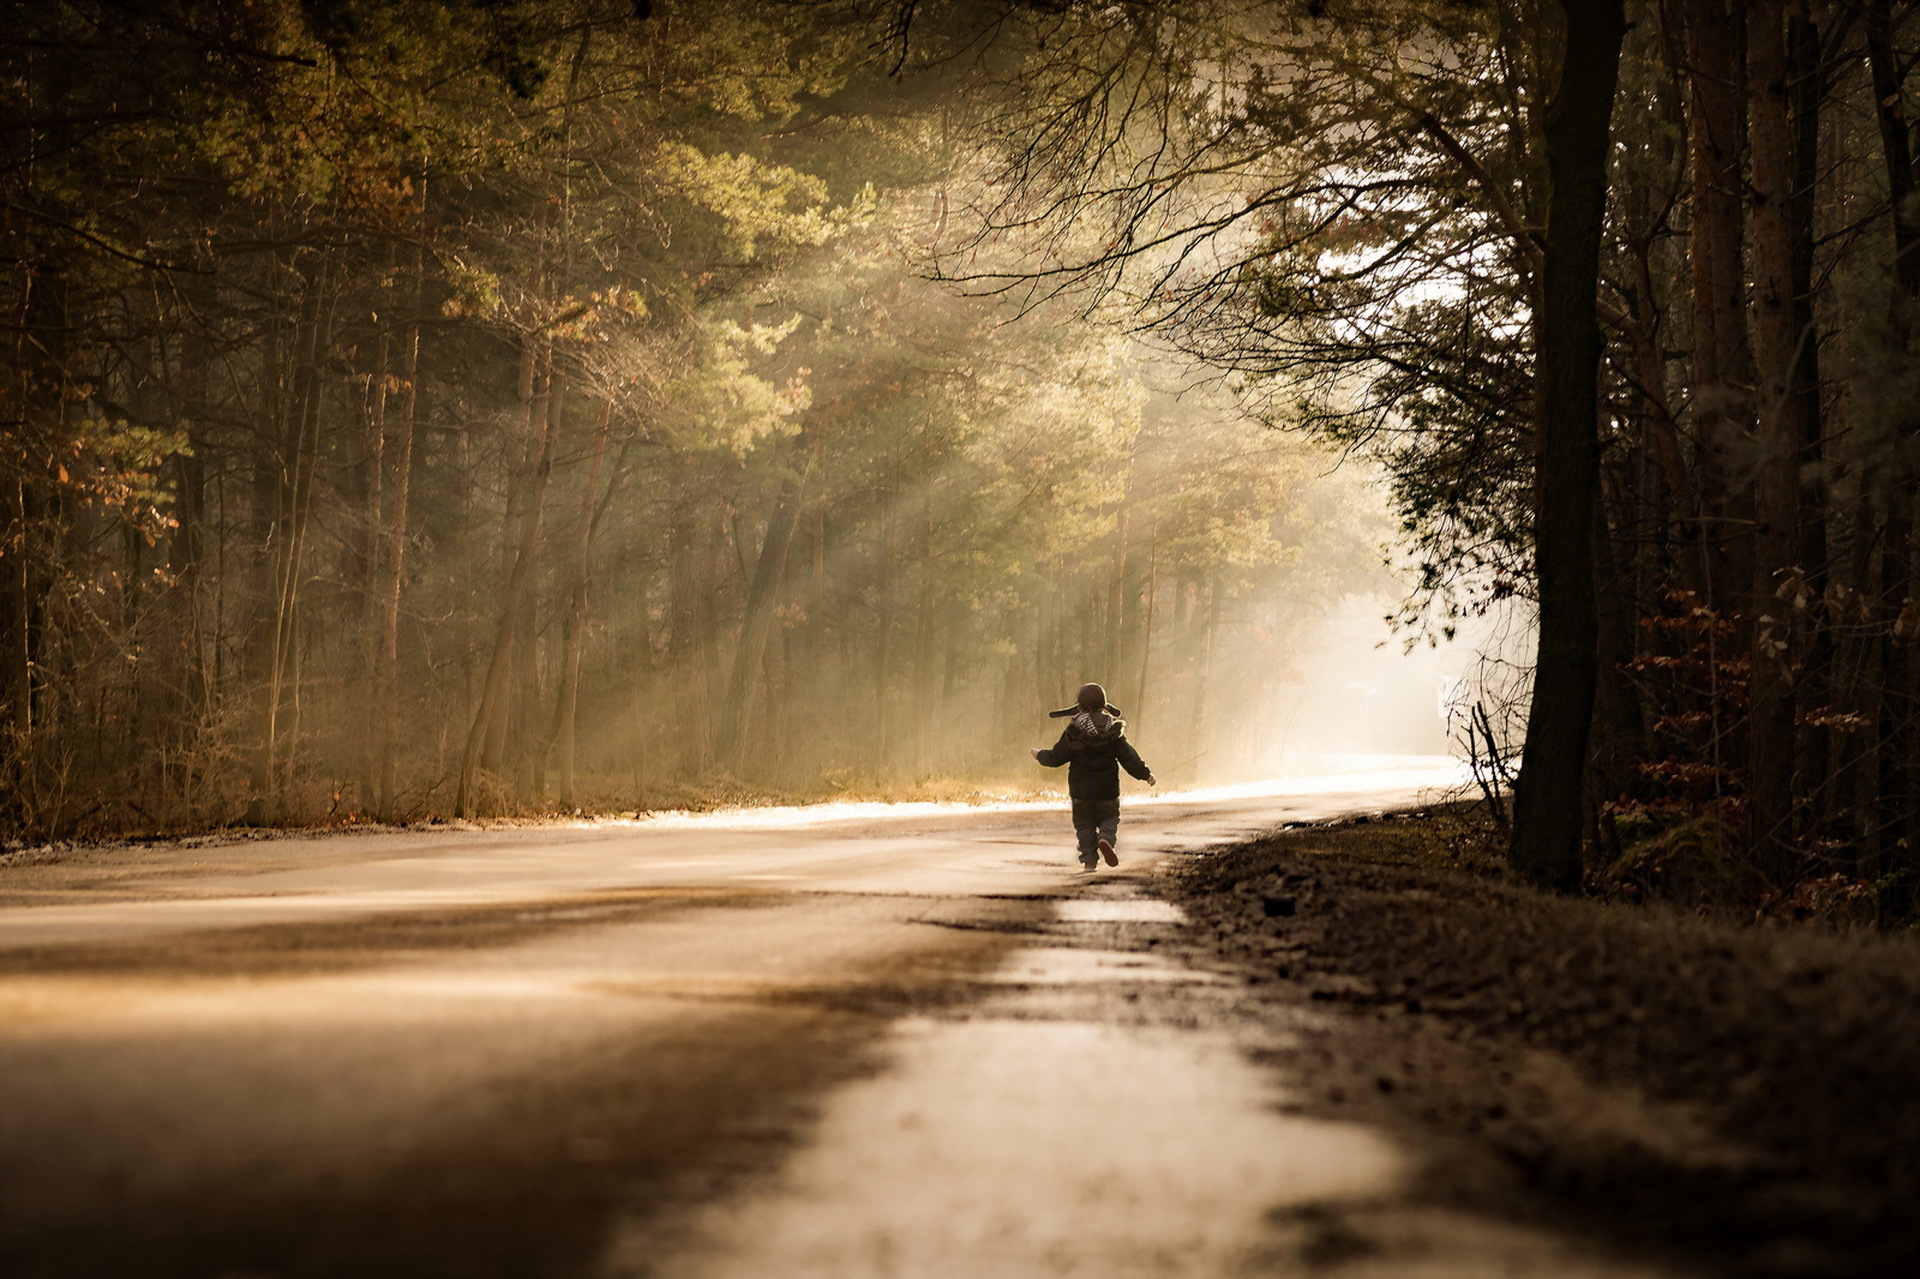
[1035,711,1153,800]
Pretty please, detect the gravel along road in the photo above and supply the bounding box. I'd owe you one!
[0,768,1681,1279]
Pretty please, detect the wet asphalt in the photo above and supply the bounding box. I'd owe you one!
[0,771,1685,1277]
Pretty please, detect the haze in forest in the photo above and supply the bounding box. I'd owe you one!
[0,1,1471,838]
[13,0,1919,910]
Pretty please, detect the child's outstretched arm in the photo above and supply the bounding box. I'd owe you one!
[1118,739,1155,785]
[1031,733,1072,768]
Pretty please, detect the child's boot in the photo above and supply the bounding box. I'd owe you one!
[1098,837,1118,867]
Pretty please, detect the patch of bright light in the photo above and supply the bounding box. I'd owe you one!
[576,755,1470,832]
[1133,757,1471,806]
[599,798,1066,831]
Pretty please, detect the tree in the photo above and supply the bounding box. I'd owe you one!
[1508,0,1628,891]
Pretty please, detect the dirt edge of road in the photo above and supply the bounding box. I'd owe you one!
[1165,813,1920,1279]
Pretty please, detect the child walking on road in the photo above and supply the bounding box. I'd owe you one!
[1030,682,1155,871]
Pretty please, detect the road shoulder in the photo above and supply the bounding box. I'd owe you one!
[1164,812,1920,1278]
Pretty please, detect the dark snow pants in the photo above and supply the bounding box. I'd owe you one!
[1071,797,1121,859]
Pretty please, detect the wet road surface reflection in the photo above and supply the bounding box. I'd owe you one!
[0,764,1681,1277]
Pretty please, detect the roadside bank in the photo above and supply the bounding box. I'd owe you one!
[1166,812,1920,1278]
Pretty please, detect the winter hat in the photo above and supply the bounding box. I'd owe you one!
[1048,682,1123,719]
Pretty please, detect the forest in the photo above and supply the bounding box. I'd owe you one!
[6,0,1920,918]
[0,0,1385,835]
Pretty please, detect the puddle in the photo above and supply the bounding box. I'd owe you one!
[1054,899,1185,924]
[982,947,1221,985]
[623,1017,1405,1279]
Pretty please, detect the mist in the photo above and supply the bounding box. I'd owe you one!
[0,2,1467,839]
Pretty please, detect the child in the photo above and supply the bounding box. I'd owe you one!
[1030,682,1155,870]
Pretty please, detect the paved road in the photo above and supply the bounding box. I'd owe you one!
[0,770,1668,1278]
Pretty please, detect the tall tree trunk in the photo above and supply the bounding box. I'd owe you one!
[1035,560,1055,717]
[483,308,544,777]
[1867,0,1920,884]
[512,369,562,798]
[810,506,827,664]
[457,338,560,816]
[1107,459,1133,683]
[251,253,333,819]
[359,257,393,807]
[1592,479,1647,806]
[1744,0,1803,876]
[2,475,35,761]
[665,485,725,774]
[373,239,424,820]
[1788,9,1832,834]
[1625,236,1693,587]
[245,259,299,819]
[539,396,613,807]
[716,441,811,768]
[1685,0,1753,613]
[913,478,936,774]
[5,69,76,826]
[1190,576,1222,773]
[4,259,67,752]
[667,510,706,772]
[1509,0,1627,891]
[173,431,209,716]
[874,456,898,765]
[1133,516,1160,728]
[1683,0,1753,818]
[516,39,589,801]
[1867,1,1920,303]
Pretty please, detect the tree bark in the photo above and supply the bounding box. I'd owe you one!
[3,259,67,749]
[1868,0,1920,305]
[664,487,720,774]
[359,254,393,806]
[243,264,291,818]
[457,338,560,816]
[482,308,544,778]
[874,456,898,765]
[1509,0,1627,892]
[1107,457,1133,681]
[1133,516,1160,729]
[251,253,333,819]
[172,429,209,715]
[913,476,936,774]
[1684,0,1753,610]
[1,478,28,738]
[512,371,562,798]
[1788,8,1832,833]
[372,238,424,820]
[1867,0,1920,885]
[716,441,810,769]
[1592,475,1647,805]
[810,505,827,664]
[539,396,613,808]
[1744,0,1802,875]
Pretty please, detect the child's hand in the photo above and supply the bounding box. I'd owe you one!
[1146,774,1157,786]
[1029,748,1042,760]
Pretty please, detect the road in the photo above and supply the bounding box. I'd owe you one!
[0,767,1671,1278]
